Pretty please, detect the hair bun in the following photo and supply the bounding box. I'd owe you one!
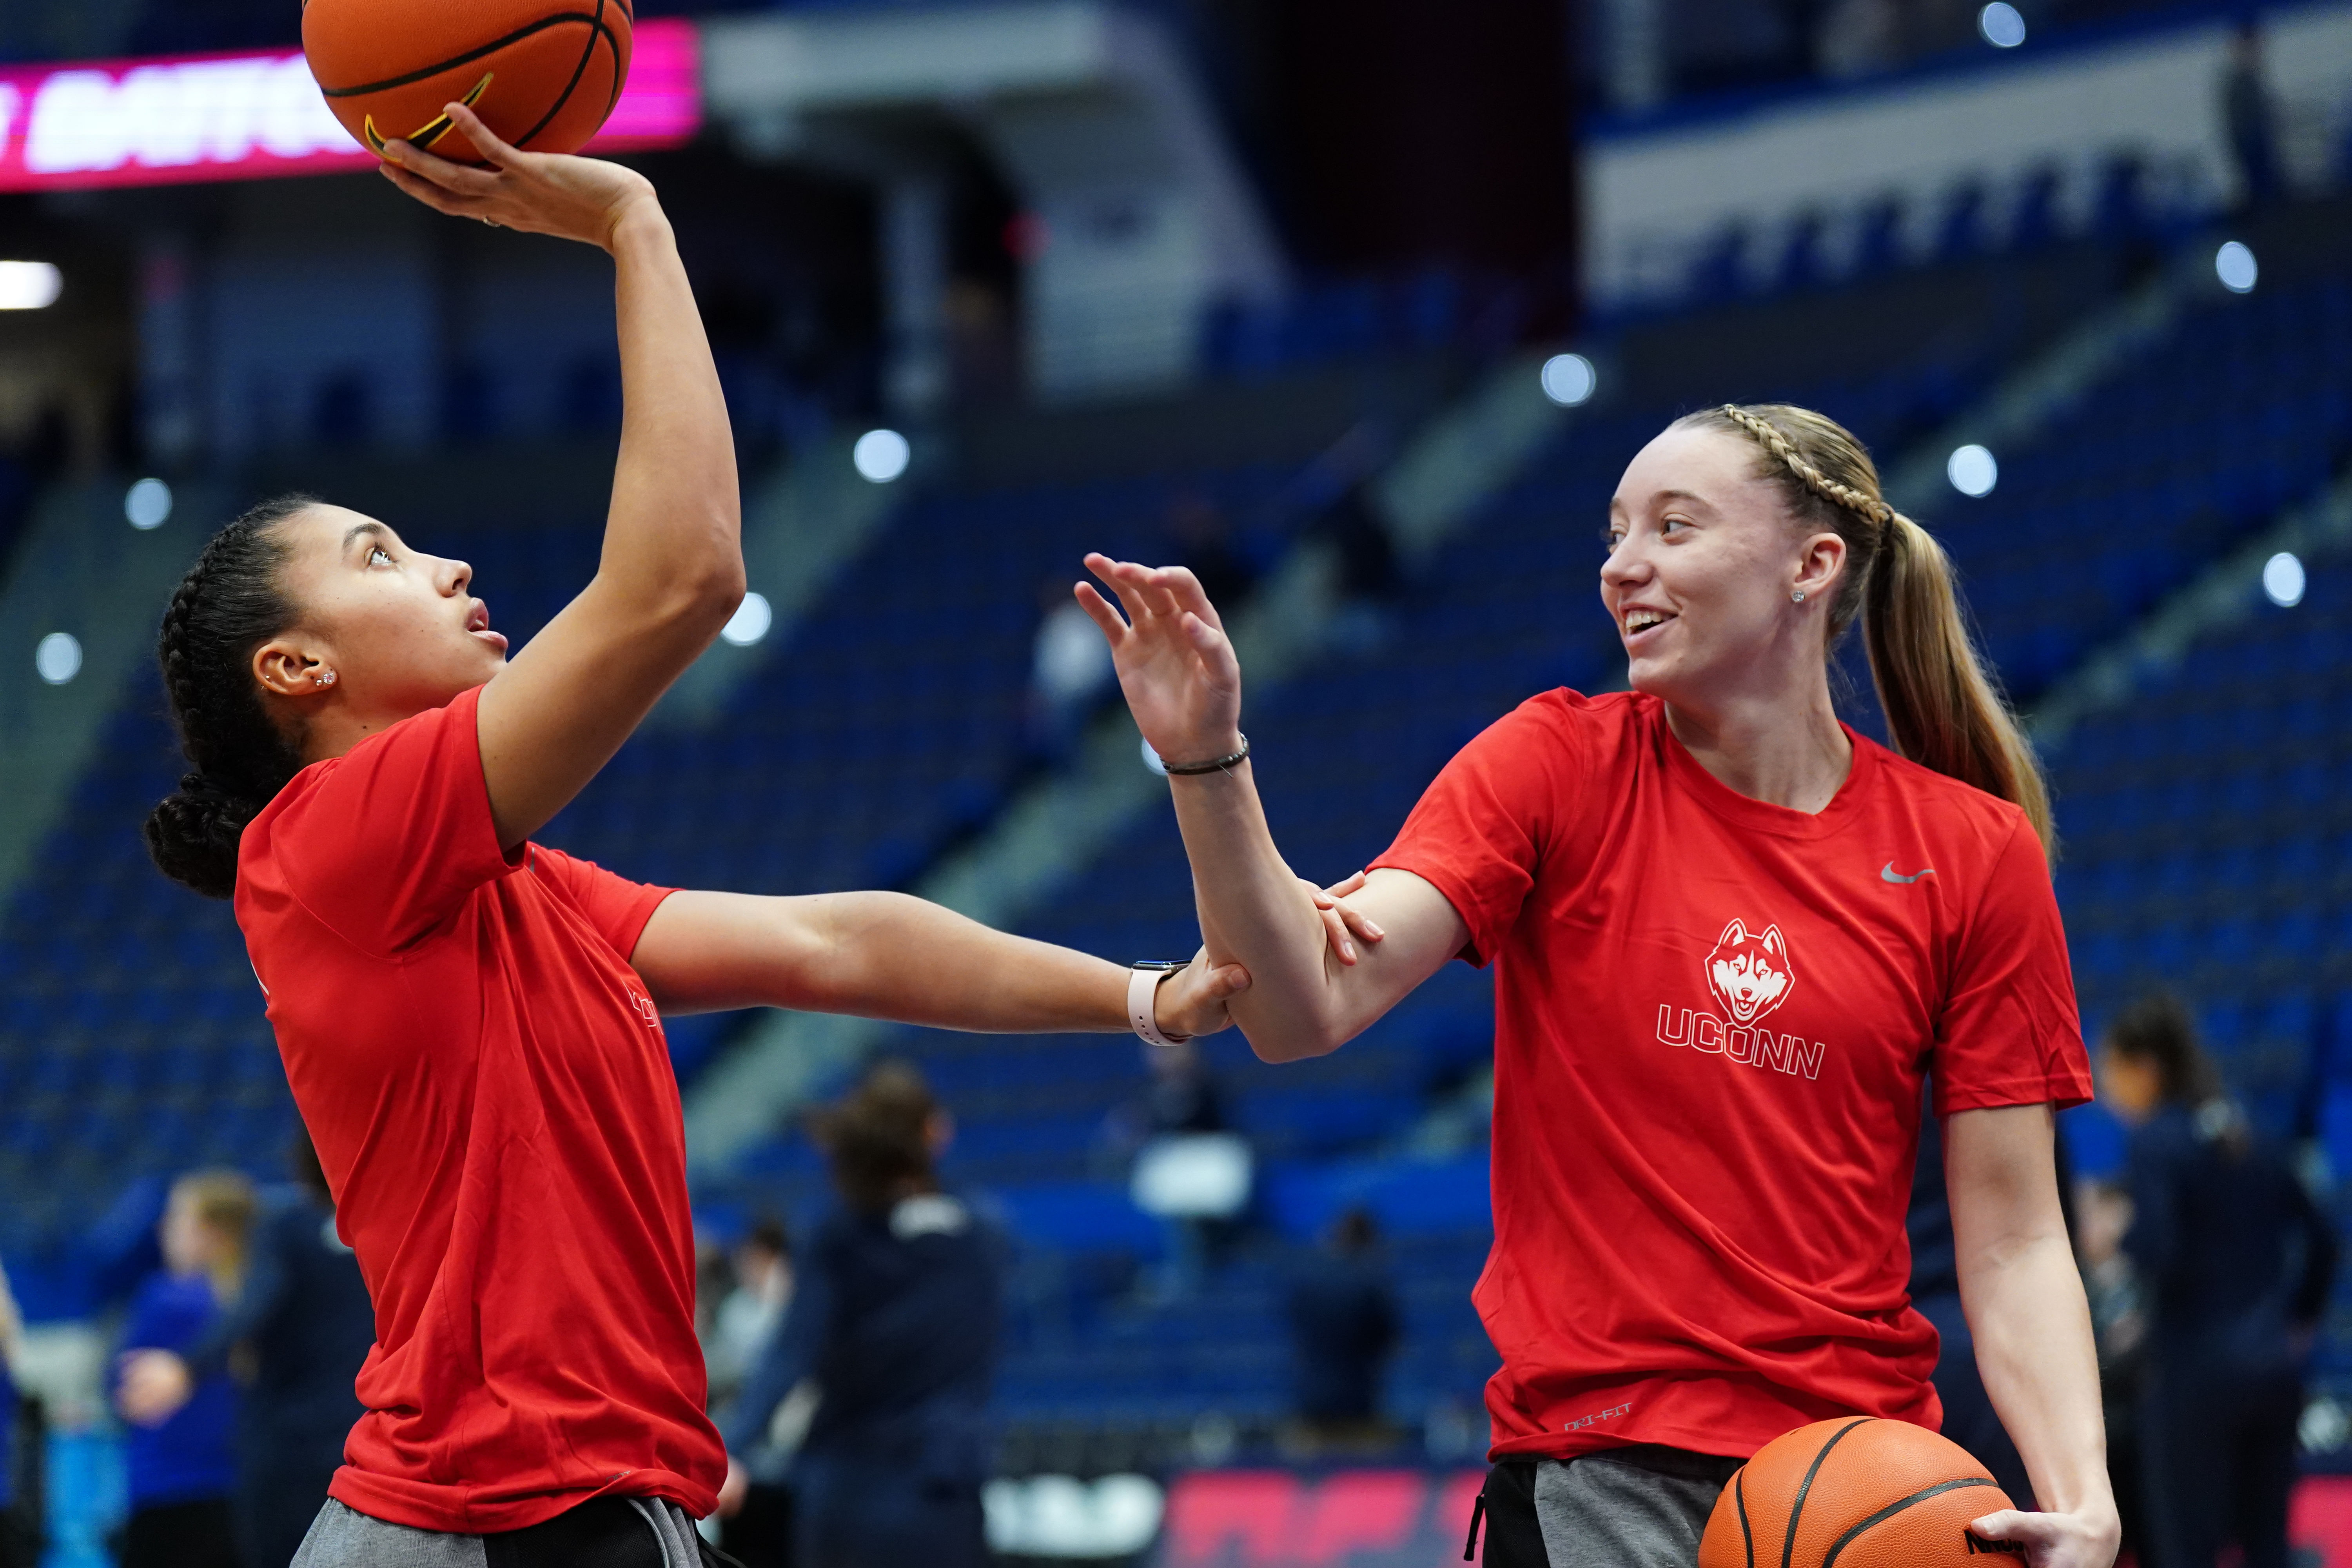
[143,772,255,900]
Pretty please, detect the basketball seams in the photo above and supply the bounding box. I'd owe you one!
[513,0,607,149]
[317,12,606,98]
[1736,1472,1755,1568]
[1779,1418,1873,1568]
[1814,1477,2000,1568]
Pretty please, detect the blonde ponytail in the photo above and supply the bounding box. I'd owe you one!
[1681,404,2055,860]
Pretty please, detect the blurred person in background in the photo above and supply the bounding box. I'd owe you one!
[1168,492,1256,612]
[715,1063,1007,1568]
[1027,575,1119,766]
[0,1256,24,1568]
[1107,1035,1247,1299]
[1283,1205,1400,1455]
[114,1169,256,1568]
[2075,1178,2150,1566]
[119,1133,375,1568]
[2103,994,2336,1568]
[705,1218,794,1408]
[2220,19,2280,212]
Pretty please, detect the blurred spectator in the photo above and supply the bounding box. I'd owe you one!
[1026,579,1118,766]
[1112,1040,1250,1300]
[117,1138,374,1568]
[2220,20,2281,212]
[2077,1176,2151,1565]
[0,1257,23,1568]
[2103,994,2337,1568]
[1313,482,1404,653]
[1283,1207,1400,1453]
[113,1169,255,1568]
[716,1063,1006,1568]
[705,1217,795,1407]
[1168,492,1256,611]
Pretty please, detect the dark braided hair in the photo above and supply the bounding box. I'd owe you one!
[145,495,318,898]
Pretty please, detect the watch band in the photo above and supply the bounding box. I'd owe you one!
[1128,962,1189,1047]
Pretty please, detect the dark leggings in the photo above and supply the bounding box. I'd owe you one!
[122,1498,242,1568]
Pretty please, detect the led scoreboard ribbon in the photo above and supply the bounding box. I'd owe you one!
[0,18,698,192]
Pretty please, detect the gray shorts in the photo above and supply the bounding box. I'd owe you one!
[290,1497,708,1568]
[1478,1446,1744,1568]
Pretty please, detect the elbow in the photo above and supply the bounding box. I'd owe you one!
[650,556,746,639]
[1240,1021,1348,1065]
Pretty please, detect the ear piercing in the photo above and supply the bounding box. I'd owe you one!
[1791,590,1806,603]
[314,669,338,688]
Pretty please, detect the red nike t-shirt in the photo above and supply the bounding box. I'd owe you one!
[1370,690,2091,1463]
[235,685,722,1531]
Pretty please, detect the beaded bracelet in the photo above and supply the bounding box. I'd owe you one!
[1161,735,1251,776]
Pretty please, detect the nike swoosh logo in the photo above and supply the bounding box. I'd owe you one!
[1882,863,1935,884]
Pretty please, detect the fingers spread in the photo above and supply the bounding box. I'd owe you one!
[1091,559,1161,630]
[1343,907,1386,942]
[1325,869,1370,898]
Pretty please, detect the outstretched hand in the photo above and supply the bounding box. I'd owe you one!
[1967,1505,2120,1568]
[375,101,657,251]
[1076,555,1243,772]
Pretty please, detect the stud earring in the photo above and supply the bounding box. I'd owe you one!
[314,669,337,688]
[1791,589,1806,603]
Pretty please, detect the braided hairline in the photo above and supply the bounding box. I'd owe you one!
[160,532,238,780]
[1716,403,1897,528]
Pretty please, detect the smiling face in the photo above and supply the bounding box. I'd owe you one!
[1602,425,1845,709]
[255,504,507,740]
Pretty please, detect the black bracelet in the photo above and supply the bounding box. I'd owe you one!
[1160,735,1251,776]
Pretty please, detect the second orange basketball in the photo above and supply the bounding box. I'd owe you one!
[1698,1417,2024,1568]
[303,0,633,163]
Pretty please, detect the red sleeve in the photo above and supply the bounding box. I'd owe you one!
[1367,695,1586,967]
[527,846,677,963]
[1933,814,2094,1116]
[265,685,518,956]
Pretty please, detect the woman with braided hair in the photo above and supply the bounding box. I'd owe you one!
[138,105,1333,1567]
[1078,403,2116,1568]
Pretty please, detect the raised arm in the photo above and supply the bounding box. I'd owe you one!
[380,105,744,849]
[1075,555,1465,1062]
[1947,1103,2120,1568]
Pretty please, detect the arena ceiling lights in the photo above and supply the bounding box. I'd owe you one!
[0,21,701,193]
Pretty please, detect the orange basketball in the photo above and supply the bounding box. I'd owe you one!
[303,0,632,164]
[1698,1418,2024,1568]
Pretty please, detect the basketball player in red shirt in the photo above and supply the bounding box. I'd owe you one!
[1078,404,2118,1568]
[138,107,1359,1567]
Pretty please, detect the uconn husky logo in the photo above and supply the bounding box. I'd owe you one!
[1653,915,1827,1081]
[1706,919,1794,1025]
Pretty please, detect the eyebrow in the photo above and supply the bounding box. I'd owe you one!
[341,521,391,552]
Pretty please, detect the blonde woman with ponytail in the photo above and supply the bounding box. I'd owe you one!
[1078,403,2114,1568]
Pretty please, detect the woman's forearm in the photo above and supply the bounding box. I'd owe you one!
[601,206,742,609]
[807,893,1131,1032]
[1964,1233,2114,1518]
[1167,765,1392,1060]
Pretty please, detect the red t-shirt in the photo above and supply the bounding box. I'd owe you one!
[235,686,722,1531]
[1370,690,2090,1463]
